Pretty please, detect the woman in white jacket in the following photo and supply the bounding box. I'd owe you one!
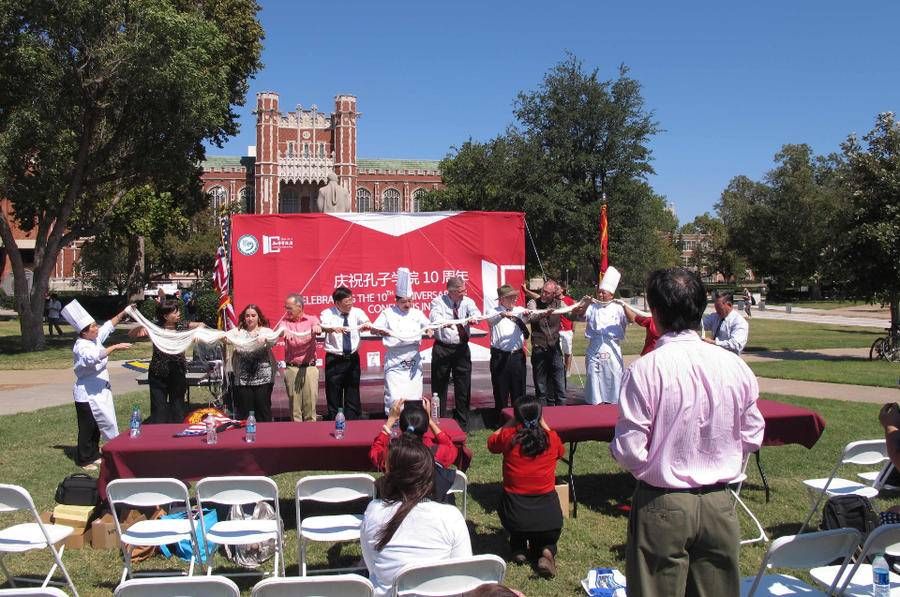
[63,300,132,471]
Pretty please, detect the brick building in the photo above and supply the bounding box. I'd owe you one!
[200,92,442,215]
[1,91,443,287]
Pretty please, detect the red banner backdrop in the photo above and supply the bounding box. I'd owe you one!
[231,211,526,366]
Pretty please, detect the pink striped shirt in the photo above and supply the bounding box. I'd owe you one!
[610,331,764,489]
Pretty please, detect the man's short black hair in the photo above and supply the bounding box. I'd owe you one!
[712,290,734,305]
[646,268,707,333]
[332,286,352,302]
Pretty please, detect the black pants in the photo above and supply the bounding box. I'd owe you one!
[431,342,472,430]
[148,370,187,424]
[74,401,100,466]
[233,383,274,422]
[489,347,526,417]
[48,319,63,335]
[325,353,361,420]
[509,529,561,557]
[531,343,566,406]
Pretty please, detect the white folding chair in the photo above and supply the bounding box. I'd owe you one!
[732,457,769,546]
[295,474,375,576]
[858,460,900,492]
[113,575,240,597]
[106,478,199,584]
[447,470,468,519]
[251,573,374,597]
[799,439,888,533]
[391,554,506,597]
[195,476,285,578]
[0,589,70,596]
[740,528,861,596]
[0,484,79,597]
[810,523,900,595]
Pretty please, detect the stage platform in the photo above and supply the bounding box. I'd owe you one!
[179,361,588,430]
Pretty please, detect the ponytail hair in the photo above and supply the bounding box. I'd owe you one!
[374,435,435,551]
[399,401,428,437]
[511,397,549,457]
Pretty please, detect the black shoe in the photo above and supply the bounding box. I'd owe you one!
[536,548,557,578]
[511,551,527,565]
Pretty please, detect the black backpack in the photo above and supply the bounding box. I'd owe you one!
[820,495,879,537]
[54,473,99,506]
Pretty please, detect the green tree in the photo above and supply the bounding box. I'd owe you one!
[424,54,675,287]
[716,145,841,294]
[0,0,263,350]
[680,212,746,281]
[836,112,900,333]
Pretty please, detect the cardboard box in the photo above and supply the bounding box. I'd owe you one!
[39,511,53,525]
[63,526,91,550]
[91,515,119,550]
[556,483,570,519]
[52,504,96,530]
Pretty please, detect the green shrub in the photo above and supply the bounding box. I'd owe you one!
[194,290,220,327]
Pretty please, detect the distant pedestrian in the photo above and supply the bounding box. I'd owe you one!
[743,287,753,318]
[46,293,64,335]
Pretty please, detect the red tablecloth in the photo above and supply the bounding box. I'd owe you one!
[500,399,826,449]
[98,419,470,499]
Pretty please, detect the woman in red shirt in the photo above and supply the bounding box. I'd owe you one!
[488,397,564,578]
[369,397,458,471]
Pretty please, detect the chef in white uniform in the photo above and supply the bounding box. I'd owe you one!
[64,300,132,470]
[373,268,432,414]
[577,266,628,405]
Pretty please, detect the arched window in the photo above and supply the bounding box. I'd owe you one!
[383,188,401,212]
[280,187,298,213]
[356,188,372,212]
[412,188,426,212]
[208,186,228,211]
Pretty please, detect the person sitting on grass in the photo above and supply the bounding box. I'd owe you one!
[361,435,472,597]
[369,397,458,471]
[488,396,565,578]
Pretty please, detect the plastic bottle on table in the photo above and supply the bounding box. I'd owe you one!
[873,552,890,597]
[129,405,142,438]
[431,393,440,420]
[334,408,346,440]
[206,415,217,445]
[245,411,257,443]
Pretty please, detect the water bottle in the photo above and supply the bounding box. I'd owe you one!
[245,411,257,443]
[873,552,890,597]
[129,405,142,438]
[206,415,217,445]
[431,393,440,420]
[334,408,346,440]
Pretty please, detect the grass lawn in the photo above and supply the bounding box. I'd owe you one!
[0,320,152,370]
[749,358,900,389]
[569,318,883,357]
[0,391,890,595]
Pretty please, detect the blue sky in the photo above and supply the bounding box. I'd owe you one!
[210,1,900,224]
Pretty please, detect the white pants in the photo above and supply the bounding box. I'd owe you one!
[585,340,623,405]
[383,352,424,415]
[559,330,574,356]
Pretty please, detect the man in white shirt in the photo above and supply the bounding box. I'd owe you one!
[484,284,529,425]
[372,268,432,415]
[320,286,372,420]
[429,276,482,431]
[701,291,749,354]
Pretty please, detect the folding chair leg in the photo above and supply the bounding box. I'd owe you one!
[300,537,307,576]
[732,489,769,545]
[798,487,829,535]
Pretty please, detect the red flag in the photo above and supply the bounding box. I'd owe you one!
[599,203,609,277]
[213,246,238,330]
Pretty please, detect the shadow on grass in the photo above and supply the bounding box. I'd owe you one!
[52,444,77,465]
[570,471,636,518]
[746,350,870,362]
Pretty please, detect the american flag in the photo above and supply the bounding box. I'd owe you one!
[214,214,238,330]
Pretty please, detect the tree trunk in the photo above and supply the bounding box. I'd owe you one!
[891,296,899,344]
[126,235,145,303]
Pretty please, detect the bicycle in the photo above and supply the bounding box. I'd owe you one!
[870,326,900,362]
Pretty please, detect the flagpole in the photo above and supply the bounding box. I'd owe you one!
[599,193,609,286]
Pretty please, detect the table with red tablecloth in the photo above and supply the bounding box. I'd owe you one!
[98,419,471,499]
[500,399,826,516]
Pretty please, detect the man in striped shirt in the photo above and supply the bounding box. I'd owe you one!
[611,268,764,597]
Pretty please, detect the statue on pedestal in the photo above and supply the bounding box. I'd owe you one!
[316,171,351,213]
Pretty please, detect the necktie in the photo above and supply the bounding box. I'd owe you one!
[342,313,351,355]
[453,303,469,344]
[509,308,530,340]
[713,316,724,340]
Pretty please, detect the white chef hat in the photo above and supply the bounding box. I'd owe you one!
[395,267,413,298]
[598,266,621,294]
[61,299,95,332]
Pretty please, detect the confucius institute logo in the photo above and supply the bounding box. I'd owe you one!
[237,234,259,256]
